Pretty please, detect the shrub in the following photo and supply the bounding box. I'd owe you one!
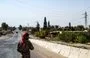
[75,35,88,43]
[57,32,89,43]
[39,31,46,38]
[35,32,39,37]
[58,32,74,42]
[35,30,49,39]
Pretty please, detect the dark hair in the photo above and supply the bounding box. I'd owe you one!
[25,33,29,37]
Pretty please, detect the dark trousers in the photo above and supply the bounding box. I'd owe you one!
[22,52,30,58]
[22,55,30,58]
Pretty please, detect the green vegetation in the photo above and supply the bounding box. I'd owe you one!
[34,28,90,43]
[31,17,90,44]
[43,17,48,29]
[57,32,90,43]
[75,35,87,43]
[36,22,40,31]
[35,29,49,38]
[0,22,16,36]
[18,25,22,30]
[1,22,8,30]
[34,17,50,38]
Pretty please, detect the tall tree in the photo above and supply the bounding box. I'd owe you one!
[36,22,40,31]
[69,22,71,28]
[43,17,47,29]
[48,21,50,28]
[1,22,8,30]
[18,25,22,30]
[69,22,71,30]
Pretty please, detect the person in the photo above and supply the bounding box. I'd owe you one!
[17,32,34,58]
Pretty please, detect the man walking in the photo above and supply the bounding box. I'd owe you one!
[17,32,34,58]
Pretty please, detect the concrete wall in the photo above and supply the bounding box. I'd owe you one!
[29,39,90,58]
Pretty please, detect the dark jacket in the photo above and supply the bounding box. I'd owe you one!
[17,40,34,58]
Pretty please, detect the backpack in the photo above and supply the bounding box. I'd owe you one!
[17,41,34,53]
[17,42,26,53]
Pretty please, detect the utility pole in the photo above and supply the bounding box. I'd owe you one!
[84,11,88,28]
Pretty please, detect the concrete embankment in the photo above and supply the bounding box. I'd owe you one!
[29,39,90,58]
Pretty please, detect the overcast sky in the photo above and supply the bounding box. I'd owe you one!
[0,0,90,27]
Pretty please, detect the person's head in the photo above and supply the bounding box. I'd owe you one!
[22,32,29,41]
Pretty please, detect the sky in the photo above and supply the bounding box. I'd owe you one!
[0,0,90,27]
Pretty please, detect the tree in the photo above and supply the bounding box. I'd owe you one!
[43,17,47,29]
[18,25,22,30]
[36,22,40,31]
[8,27,15,31]
[12,26,16,31]
[55,25,59,29]
[89,25,90,29]
[31,28,37,34]
[77,25,84,31]
[48,21,50,28]
[1,22,8,30]
[69,22,71,28]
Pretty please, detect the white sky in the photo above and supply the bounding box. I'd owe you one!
[0,0,90,27]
